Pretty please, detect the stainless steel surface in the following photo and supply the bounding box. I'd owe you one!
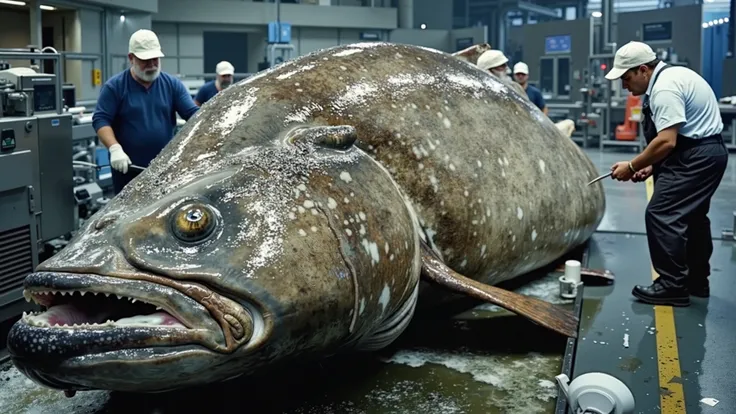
[587,171,612,185]
[130,164,146,171]
[0,147,39,323]
[0,117,41,217]
[72,124,96,142]
[36,113,74,242]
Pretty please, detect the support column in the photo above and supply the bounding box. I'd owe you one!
[398,0,413,29]
[29,0,43,48]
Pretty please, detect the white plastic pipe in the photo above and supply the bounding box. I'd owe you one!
[564,260,582,284]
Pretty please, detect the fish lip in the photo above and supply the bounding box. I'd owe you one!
[20,271,215,332]
[8,271,233,358]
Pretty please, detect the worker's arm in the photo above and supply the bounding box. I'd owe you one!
[92,83,121,149]
[175,80,200,121]
[542,106,549,115]
[194,100,202,107]
[92,81,131,173]
[630,89,685,171]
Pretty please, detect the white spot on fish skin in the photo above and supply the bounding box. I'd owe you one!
[297,184,307,191]
[477,160,483,167]
[384,242,390,254]
[378,284,391,313]
[359,212,367,221]
[345,228,353,236]
[486,208,491,217]
[303,200,315,209]
[460,258,467,268]
[418,163,424,170]
[443,118,452,128]
[297,206,306,214]
[340,66,347,71]
[344,197,350,204]
[327,198,338,209]
[449,163,456,171]
[361,239,380,265]
[343,220,349,225]
[531,229,538,241]
[340,171,353,183]
[359,224,367,236]
[503,157,509,166]
[288,212,297,220]
[436,112,443,119]
[538,159,546,174]
[429,175,439,192]
[311,226,318,233]
[497,158,503,166]
[517,207,524,220]
[481,245,487,256]
[298,229,307,236]
[359,298,366,315]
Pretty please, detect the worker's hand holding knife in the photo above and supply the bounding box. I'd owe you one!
[108,144,132,174]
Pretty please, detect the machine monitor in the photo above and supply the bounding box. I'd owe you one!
[545,35,571,54]
[642,22,672,42]
[33,84,56,112]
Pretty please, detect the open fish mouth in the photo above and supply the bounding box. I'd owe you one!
[7,271,257,363]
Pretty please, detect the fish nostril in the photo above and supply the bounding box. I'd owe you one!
[94,216,117,231]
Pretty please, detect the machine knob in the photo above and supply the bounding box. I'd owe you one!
[25,121,33,133]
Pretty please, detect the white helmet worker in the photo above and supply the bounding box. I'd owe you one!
[476,50,509,71]
[513,62,529,75]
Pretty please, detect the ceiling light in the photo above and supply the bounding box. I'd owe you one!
[120,14,125,22]
[40,4,56,10]
[592,12,602,18]
[0,0,27,6]
[702,23,708,28]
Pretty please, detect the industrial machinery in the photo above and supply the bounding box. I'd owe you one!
[0,48,75,323]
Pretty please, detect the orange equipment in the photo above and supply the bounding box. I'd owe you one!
[615,93,642,141]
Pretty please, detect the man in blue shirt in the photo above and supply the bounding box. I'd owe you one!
[513,62,547,115]
[92,29,199,194]
[194,61,235,106]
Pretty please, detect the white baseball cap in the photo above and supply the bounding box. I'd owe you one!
[216,61,235,76]
[513,62,529,75]
[476,50,508,71]
[605,41,657,80]
[129,29,164,60]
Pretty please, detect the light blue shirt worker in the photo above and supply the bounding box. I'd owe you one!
[644,61,723,139]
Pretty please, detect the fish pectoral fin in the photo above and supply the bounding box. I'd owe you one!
[284,125,358,151]
[419,241,579,338]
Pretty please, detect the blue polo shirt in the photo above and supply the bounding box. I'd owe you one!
[92,69,199,167]
[525,84,546,111]
[194,80,219,105]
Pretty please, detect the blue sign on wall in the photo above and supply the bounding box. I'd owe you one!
[545,35,571,54]
[360,32,380,40]
[268,21,291,44]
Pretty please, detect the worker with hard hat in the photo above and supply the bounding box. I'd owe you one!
[606,41,727,307]
[194,61,235,106]
[475,49,528,98]
[92,29,199,195]
[513,62,548,115]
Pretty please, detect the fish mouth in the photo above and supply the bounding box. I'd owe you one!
[8,272,262,365]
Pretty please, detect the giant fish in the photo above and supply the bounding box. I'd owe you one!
[7,42,606,394]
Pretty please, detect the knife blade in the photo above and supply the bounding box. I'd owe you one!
[587,172,612,186]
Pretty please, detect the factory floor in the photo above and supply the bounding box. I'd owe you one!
[575,147,736,413]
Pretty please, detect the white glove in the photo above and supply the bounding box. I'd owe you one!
[108,144,132,174]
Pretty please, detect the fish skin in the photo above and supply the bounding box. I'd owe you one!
[7,42,604,393]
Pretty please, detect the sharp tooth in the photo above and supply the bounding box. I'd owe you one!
[60,291,66,296]
[80,291,86,296]
[131,298,137,304]
[117,295,122,300]
[104,293,110,297]
[155,306,162,310]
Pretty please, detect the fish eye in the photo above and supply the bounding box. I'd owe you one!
[170,202,218,244]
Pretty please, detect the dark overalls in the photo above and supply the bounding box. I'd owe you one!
[642,65,729,291]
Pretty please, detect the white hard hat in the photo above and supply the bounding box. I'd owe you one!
[513,62,529,75]
[605,41,656,80]
[476,50,508,71]
[128,29,164,60]
[216,61,235,76]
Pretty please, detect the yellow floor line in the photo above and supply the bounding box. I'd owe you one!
[645,177,686,413]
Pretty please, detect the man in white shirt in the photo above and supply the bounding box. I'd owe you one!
[606,41,728,307]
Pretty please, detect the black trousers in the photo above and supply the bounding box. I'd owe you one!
[645,136,728,289]
[111,168,143,195]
